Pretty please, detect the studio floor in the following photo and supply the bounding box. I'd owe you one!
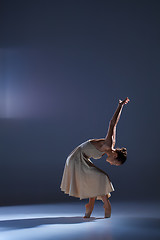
[0,201,159,240]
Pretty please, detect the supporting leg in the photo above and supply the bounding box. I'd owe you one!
[101,194,111,218]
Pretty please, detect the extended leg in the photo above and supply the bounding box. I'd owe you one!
[89,197,96,207]
[83,197,96,218]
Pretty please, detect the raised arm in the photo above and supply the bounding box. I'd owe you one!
[104,97,130,148]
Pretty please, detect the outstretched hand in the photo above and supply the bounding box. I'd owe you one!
[119,97,130,106]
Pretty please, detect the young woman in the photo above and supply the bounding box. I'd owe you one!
[60,97,130,218]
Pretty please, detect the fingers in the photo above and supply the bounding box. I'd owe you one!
[119,97,130,105]
[125,97,130,104]
[123,97,130,104]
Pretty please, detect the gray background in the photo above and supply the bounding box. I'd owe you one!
[0,0,159,206]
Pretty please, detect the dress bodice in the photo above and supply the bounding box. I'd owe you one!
[80,139,104,159]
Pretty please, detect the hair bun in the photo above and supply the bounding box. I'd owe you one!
[121,147,127,152]
[115,147,127,164]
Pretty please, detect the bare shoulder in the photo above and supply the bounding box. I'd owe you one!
[90,138,111,152]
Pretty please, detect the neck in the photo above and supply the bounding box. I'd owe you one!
[106,148,116,157]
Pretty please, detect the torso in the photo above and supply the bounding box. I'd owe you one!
[89,138,111,156]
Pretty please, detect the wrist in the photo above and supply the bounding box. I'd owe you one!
[118,103,123,108]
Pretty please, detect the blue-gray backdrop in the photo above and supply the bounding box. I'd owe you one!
[0,0,159,205]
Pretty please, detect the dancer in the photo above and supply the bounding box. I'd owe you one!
[60,97,130,218]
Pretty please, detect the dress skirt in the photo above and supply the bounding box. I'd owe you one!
[60,144,115,200]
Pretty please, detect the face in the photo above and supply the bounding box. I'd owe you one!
[106,155,121,166]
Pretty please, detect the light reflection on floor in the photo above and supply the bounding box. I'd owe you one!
[0,201,159,240]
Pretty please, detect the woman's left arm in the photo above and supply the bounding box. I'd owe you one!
[104,97,130,147]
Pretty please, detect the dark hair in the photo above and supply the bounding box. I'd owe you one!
[115,147,127,165]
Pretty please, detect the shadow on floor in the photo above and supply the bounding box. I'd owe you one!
[0,216,97,230]
[0,216,159,235]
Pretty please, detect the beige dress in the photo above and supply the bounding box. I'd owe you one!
[60,139,115,200]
